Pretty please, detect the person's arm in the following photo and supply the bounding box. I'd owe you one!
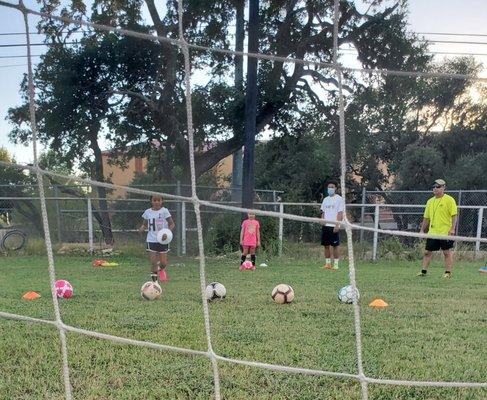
[449,215,457,235]
[240,225,245,245]
[419,218,429,234]
[334,211,343,233]
[138,219,147,233]
[166,216,175,231]
[256,224,261,247]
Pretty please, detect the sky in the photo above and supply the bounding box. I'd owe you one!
[0,0,486,165]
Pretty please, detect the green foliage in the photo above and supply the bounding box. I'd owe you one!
[255,135,334,202]
[397,143,445,189]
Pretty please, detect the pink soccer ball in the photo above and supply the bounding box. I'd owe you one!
[54,279,73,298]
[242,260,254,270]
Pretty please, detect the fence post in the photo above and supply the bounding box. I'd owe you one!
[181,201,186,255]
[372,204,379,261]
[476,207,484,256]
[456,189,462,235]
[54,185,62,243]
[176,181,182,256]
[278,203,284,257]
[87,197,94,254]
[360,187,366,243]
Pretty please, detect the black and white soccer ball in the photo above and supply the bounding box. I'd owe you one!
[271,284,294,304]
[205,282,227,301]
[337,285,360,304]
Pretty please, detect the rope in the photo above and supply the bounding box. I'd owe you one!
[19,1,73,398]
[177,0,221,398]
[0,0,486,83]
[2,311,486,389]
[333,1,368,398]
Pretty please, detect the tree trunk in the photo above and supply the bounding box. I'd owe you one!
[89,129,114,246]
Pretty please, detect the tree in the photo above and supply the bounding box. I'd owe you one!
[0,148,42,230]
[8,0,426,191]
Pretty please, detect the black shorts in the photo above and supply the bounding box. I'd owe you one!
[146,242,169,253]
[321,226,340,247]
[425,238,454,252]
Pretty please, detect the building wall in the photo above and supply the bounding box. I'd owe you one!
[102,153,147,197]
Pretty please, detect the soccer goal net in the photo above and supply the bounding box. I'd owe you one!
[0,1,486,399]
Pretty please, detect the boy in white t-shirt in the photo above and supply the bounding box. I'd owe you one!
[320,180,344,270]
[139,195,175,282]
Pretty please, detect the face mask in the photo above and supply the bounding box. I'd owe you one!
[327,188,335,196]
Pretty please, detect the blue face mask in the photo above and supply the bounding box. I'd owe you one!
[327,188,336,196]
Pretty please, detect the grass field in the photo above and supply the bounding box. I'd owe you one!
[0,253,486,399]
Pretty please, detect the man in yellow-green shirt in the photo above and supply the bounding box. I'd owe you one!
[418,179,458,278]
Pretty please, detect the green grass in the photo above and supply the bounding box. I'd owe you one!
[0,254,486,399]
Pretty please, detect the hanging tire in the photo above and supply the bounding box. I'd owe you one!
[1,229,27,251]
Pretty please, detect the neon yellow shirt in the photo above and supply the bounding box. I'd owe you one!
[423,194,457,235]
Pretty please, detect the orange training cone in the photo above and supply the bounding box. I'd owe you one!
[22,291,41,300]
[369,298,388,308]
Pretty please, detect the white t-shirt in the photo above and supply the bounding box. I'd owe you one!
[142,207,172,243]
[320,195,345,227]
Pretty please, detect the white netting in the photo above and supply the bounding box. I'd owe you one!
[0,1,486,399]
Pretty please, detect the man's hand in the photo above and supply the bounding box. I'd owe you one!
[448,228,455,236]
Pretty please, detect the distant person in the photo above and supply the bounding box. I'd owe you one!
[240,210,260,269]
[418,179,458,278]
[139,195,175,282]
[320,180,344,270]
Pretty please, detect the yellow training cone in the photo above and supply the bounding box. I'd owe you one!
[369,298,388,308]
[22,291,41,300]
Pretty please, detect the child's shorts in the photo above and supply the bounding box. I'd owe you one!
[146,242,169,253]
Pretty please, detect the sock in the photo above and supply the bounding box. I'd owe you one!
[251,255,256,266]
[333,259,339,268]
[159,267,168,282]
[151,273,158,282]
[241,255,246,264]
[421,269,427,275]
[325,258,331,265]
[444,270,451,275]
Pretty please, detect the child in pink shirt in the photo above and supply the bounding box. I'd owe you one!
[240,211,260,268]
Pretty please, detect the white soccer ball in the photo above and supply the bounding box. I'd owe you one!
[271,284,294,304]
[140,281,163,301]
[338,285,360,304]
[205,282,227,301]
[156,228,173,245]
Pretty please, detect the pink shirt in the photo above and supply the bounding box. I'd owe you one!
[241,219,260,247]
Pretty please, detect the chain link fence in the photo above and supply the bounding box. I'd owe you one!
[1,186,485,259]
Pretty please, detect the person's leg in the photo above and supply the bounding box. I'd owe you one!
[443,242,454,277]
[419,251,433,275]
[332,245,340,269]
[240,246,249,269]
[158,252,168,281]
[419,239,437,276]
[323,246,332,268]
[250,246,256,268]
[149,251,159,282]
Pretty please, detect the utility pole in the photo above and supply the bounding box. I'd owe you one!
[241,0,259,209]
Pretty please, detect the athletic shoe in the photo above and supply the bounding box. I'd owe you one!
[416,271,427,277]
[158,268,168,282]
[443,273,451,279]
[239,263,245,271]
[323,263,333,269]
[332,265,339,270]
[151,273,158,282]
